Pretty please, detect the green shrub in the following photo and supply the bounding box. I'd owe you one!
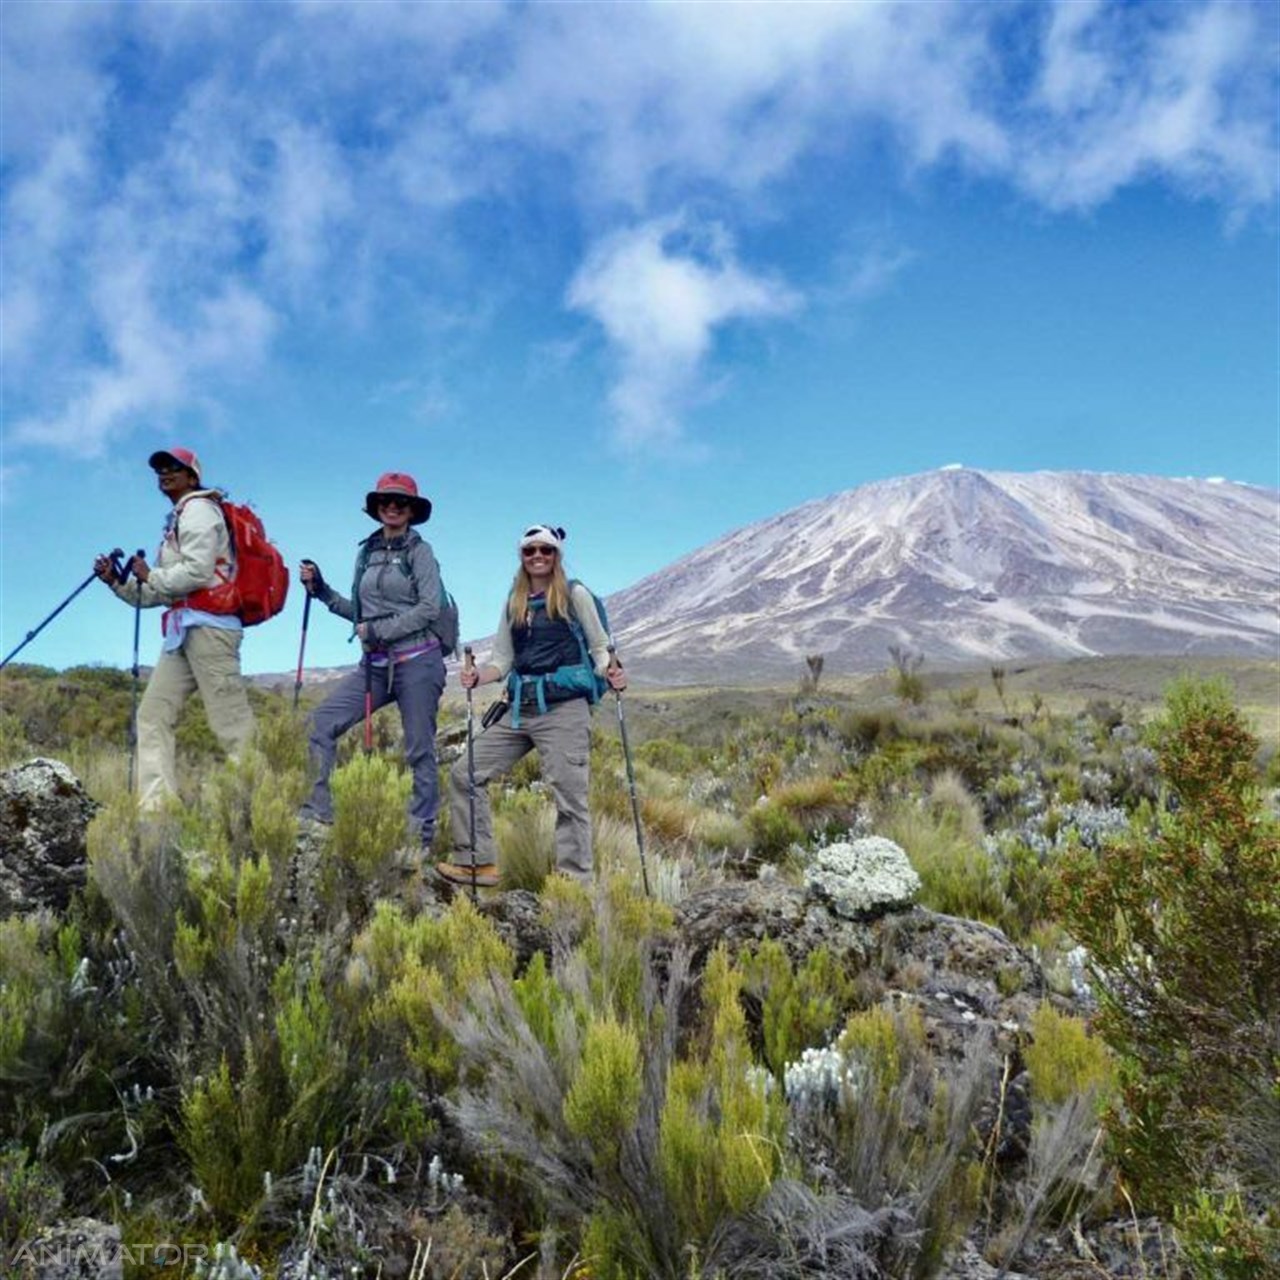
[180,1052,283,1226]
[658,947,784,1241]
[1024,1004,1115,1110]
[1056,677,1280,1212]
[329,752,411,885]
[741,938,855,1080]
[881,797,1008,924]
[1175,1187,1279,1280]
[0,1142,62,1246]
[744,801,804,862]
[564,1017,643,1161]
[353,897,514,1090]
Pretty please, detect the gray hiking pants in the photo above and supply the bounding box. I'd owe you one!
[301,651,446,843]
[448,695,592,880]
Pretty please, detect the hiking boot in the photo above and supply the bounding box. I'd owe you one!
[434,860,501,888]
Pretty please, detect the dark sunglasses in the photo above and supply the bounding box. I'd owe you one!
[522,545,557,557]
[377,495,412,509]
[154,464,186,476]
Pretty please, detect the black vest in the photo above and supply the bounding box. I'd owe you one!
[511,599,583,703]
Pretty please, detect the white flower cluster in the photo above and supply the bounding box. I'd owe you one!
[427,1153,464,1201]
[194,1242,263,1280]
[1053,801,1129,850]
[783,1045,865,1113]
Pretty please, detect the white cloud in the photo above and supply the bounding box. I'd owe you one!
[1022,0,1277,209]
[567,217,801,449]
[0,0,1274,462]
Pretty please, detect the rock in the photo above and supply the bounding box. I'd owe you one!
[0,758,98,915]
[805,836,920,919]
[676,879,874,973]
[17,1217,123,1280]
[480,889,552,972]
[936,1240,1033,1279]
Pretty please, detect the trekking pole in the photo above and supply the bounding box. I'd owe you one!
[293,589,313,710]
[363,653,374,754]
[0,551,125,670]
[123,550,145,797]
[464,646,478,904]
[608,645,651,897]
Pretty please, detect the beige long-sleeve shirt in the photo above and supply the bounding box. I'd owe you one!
[111,490,230,608]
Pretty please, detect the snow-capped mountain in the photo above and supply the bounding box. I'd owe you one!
[605,469,1280,684]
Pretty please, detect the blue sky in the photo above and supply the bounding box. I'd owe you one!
[2,0,1277,676]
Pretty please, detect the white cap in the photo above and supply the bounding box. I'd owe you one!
[518,523,565,552]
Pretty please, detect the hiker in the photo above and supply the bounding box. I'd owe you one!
[93,447,255,810]
[298,472,449,851]
[437,523,625,888]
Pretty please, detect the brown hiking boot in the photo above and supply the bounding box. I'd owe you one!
[434,860,501,888]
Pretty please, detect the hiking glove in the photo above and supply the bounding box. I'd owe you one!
[300,560,328,599]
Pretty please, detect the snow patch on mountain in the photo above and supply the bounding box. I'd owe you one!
[605,469,1279,684]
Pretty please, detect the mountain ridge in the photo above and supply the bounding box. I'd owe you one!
[602,468,1279,685]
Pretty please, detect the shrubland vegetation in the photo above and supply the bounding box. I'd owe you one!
[0,656,1276,1278]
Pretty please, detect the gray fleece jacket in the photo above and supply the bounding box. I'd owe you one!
[318,529,442,654]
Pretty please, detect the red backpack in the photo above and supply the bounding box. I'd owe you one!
[181,499,290,626]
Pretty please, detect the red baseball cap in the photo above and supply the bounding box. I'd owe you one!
[148,447,202,483]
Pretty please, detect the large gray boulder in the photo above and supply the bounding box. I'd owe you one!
[0,758,98,916]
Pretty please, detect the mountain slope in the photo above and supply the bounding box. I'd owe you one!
[606,469,1280,684]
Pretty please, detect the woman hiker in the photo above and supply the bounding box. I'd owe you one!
[436,523,625,888]
[298,472,449,851]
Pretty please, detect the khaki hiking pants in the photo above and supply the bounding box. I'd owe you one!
[136,626,254,811]
[448,696,593,880]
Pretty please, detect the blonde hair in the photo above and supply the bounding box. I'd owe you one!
[507,558,571,629]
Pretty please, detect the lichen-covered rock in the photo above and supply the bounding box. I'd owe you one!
[480,888,551,972]
[19,1217,123,1280]
[0,758,98,915]
[675,879,874,974]
[804,836,920,919]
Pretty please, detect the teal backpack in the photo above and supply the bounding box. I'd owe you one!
[506,581,612,725]
[350,540,460,657]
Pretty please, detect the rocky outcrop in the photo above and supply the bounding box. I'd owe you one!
[0,758,98,916]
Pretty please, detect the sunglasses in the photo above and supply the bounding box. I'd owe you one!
[522,545,558,557]
[377,495,412,509]
[154,464,186,476]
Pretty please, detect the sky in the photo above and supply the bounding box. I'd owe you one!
[1,0,1277,677]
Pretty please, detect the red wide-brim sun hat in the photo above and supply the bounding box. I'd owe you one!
[364,471,432,524]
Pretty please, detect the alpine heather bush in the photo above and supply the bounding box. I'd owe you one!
[658,946,786,1243]
[563,1017,643,1162]
[328,752,411,896]
[349,896,514,1091]
[580,873,676,1027]
[739,937,855,1081]
[1056,677,1280,1218]
[1023,1002,1116,1112]
[180,1050,287,1226]
[743,800,805,863]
